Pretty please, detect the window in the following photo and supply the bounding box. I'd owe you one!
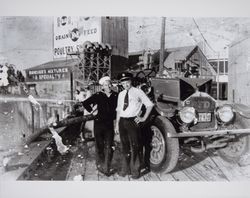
[209,59,228,74]
[174,62,182,72]
[219,82,228,100]
[219,61,224,74]
[225,61,228,74]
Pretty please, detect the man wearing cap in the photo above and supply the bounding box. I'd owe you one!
[81,76,118,176]
[115,72,154,179]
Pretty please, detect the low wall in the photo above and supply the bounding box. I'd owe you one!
[0,96,73,152]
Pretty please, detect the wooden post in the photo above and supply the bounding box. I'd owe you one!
[30,103,35,134]
[159,17,166,74]
[70,71,73,100]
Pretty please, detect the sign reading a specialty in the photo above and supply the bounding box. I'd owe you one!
[26,67,70,81]
[53,16,102,59]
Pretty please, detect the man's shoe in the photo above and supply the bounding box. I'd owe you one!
[97,166,106,174]
[103,168,116,177]
[141,166,150,174]
[118,171,127,177]
[98,166,115,177]
[131,174,140,179]
[108,168,116,175]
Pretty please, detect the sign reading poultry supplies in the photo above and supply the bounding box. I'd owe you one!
[53,16,102,59]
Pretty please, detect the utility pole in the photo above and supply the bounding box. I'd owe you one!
[217,52,220,101]
[159,17,166,74]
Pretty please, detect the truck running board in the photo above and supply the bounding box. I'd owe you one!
[168,128,250,138]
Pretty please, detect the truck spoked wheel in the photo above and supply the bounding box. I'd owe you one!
[149,116,179,173]
[150,126,166,165]
[217,119,250,164]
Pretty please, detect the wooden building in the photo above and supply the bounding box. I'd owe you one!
[152,45,216,78]
[25,59,77,100]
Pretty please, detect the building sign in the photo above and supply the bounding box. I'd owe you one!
[53,16,102,59]
[26,67,70,81]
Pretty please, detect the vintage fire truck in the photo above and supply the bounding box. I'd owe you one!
[134,69,250,174]
[37,40,250,175]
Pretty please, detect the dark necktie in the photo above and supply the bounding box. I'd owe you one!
[123,90,129,110]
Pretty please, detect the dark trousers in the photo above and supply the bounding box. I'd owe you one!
[119,117,142,177]
[94,120,114,172]
[140,121,153,169]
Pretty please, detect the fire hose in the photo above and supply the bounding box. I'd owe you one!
[25,114,97,145]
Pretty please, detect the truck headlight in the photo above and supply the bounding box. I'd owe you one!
[179,107,196,124]
[216,105,234,123]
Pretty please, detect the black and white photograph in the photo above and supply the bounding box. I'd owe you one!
[1,0,250,197]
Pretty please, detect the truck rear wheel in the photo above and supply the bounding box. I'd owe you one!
[217,118,250,163]
[150,116,179,173]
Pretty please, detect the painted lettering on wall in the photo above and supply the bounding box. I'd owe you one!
[27,67,70,81]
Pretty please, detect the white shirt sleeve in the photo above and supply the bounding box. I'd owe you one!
[137,88,154,108]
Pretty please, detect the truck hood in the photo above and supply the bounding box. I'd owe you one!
[179,77,212,90]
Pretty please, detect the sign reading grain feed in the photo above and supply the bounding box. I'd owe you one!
[54,16,102,59]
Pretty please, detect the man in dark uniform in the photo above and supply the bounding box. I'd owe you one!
[81,76,118,176]
[115,72,154,179]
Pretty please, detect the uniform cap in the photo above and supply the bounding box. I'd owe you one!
[117,72,133,82]
[99,76,111,85]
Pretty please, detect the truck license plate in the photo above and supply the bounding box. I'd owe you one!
[198,113,211,122]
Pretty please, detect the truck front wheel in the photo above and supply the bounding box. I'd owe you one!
[150,116,179,173]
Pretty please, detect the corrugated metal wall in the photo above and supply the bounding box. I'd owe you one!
[101,17,128,78]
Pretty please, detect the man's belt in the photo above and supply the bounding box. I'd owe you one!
[120,116,136,120]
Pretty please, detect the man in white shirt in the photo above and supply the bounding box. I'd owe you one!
[115,72,154,179]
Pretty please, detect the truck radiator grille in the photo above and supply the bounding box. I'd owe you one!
[184,96,216,131]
